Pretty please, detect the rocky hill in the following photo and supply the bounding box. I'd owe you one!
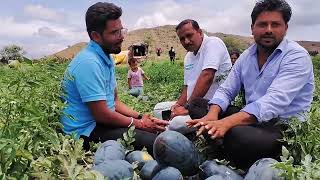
[50,25,320,60]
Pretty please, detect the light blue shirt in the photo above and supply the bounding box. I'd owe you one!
[60,40,117,138]
[209,39,314,122]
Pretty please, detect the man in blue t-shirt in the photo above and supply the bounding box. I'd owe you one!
[60,2,168,153]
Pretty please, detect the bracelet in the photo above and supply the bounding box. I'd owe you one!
[128,117,134,127]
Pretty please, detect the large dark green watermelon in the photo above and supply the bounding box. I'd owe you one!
[140,160,162,180]
[167,115,196,135]
[152,166,183,180]
[92,160,133,179]
[244,158,283,180]
[153,130,201,176]
[199,160,243,180]
[94,140,125,165]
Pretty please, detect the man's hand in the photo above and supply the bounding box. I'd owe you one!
[199,119,232,139]
[141,114,169,133]
[186,115,218,136]
[170,104,188,119]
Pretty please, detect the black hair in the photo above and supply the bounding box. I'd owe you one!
[85,2,122,39]
[230,51,240,58]
[176,19,200,32]
[128,57,138,65]
[251,0,292,24]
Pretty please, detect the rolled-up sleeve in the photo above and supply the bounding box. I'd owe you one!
[209,58,242,111]
[242,52,313,122]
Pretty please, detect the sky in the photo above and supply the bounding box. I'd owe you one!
[1,0,319,59]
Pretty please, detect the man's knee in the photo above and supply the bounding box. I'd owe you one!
[223,125,283,169]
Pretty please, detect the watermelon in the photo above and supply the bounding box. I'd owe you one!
[167,115,196,135]
[92,160,133,179]
[140,160,162,180]
[199,160,243,180]
[153,130,201,176]
[244,158,283,180]
[94,140,125,165]
[152,166,183,180]
[205,175,225,180]
[125,150,153,169]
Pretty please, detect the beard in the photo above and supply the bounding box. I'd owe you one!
[100,38,123,55]
[255,35,281,53]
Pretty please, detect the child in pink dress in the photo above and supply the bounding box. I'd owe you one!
[127,58,149,97]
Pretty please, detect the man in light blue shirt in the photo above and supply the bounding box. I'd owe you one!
[187,0,314,169]
[60,2,168,154]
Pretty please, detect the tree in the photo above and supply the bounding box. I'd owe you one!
[0,44,25,64]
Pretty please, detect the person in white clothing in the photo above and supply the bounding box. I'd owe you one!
[153,19,231,135]
[171,19,232,120]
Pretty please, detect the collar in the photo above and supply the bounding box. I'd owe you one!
[193,34,208,56]
[249,38,287,56]
[87,40,113,66]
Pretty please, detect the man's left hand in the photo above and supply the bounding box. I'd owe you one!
[200,119,232,139]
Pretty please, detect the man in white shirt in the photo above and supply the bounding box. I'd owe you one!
[152,19,231,135]
[171,19,232,120]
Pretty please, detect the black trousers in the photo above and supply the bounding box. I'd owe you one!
[81,124,157,155]
[187,97,284,170]
[170,56,175,63]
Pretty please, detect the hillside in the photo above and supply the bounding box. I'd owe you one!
[50,25,320,60]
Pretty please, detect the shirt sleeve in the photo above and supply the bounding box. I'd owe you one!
[202,38,228,71]
[242,52,313,122]
[209,57,243,111]
[74,60,107,102]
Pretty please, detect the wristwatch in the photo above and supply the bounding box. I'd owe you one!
[184,103,190,109]
[137,114,143,119]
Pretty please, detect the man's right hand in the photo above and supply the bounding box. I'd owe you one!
[170,103,188,119]
[140,114,169,133]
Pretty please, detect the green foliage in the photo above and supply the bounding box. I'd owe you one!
[274,58,320,179]
[0,60,101,179]
[117,126,136,153]
[116,61,183,113]
[30,134,103,179]
[274,147,320,179]
[0,56,320,179]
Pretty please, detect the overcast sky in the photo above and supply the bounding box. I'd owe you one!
[1,0,319,59]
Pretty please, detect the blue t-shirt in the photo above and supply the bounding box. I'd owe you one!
[60,40,116,138]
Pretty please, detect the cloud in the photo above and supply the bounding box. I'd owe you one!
[0,16,38,38]
[130,0,320,41]
[0,15,88,58]
[132,0,253,36]
[24,4,63,21]
[34,26,60,38]
[134,12,178,29]
[1,0,319,59]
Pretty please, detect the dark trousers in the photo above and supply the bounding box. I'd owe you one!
[170,56,175,63]
[81,123,157,155]
[187,97,284,170]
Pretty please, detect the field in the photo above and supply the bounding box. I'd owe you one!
[0,57,319,179]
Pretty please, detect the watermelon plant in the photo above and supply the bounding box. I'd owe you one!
[0,57,320,179]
